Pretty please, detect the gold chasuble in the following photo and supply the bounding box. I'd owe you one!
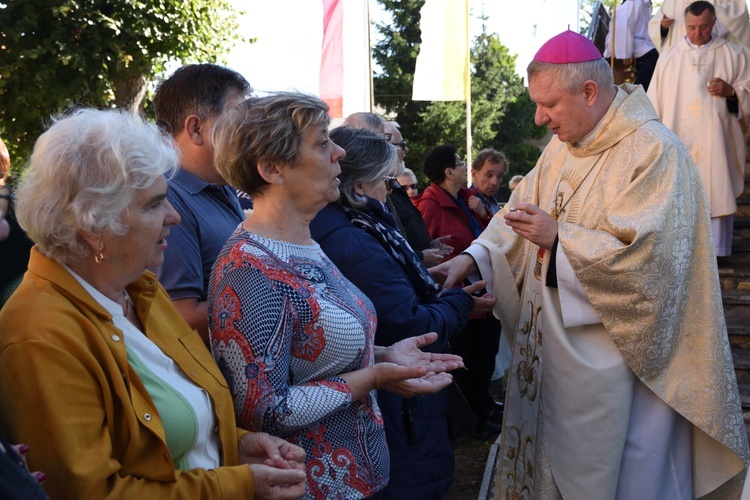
[482,85,749,499]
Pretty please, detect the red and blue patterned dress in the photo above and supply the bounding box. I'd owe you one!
[209,228,388,499]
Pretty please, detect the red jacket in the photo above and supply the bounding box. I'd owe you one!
[415,184,488,261]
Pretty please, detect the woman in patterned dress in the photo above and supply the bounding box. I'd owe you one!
[208,92,463,500]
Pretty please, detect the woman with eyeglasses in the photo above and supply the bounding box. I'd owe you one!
[310,126,495,499]
[416,144,488,261]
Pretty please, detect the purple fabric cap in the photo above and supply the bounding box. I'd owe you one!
[533,29,602,64]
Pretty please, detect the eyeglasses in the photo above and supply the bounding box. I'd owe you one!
[404,183,418,190]
[454,162,467,168]
[383,133,393,141]
[392,141,408,151]
[384,176,398,190]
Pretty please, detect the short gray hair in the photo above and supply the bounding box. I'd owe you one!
[212,92,330,198]
[509,174,524,189]
[330,126,396,208]
[344,112,385,134]
[399,168,417,182]
[527,58,613,94]
[15,109,179,263]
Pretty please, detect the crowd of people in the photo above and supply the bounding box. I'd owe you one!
[0,2,749,498]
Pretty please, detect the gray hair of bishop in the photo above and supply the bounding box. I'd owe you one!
[527,58,614,95]
[14,108,179,263]
[330,126,397,209]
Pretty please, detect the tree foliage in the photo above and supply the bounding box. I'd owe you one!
[373,0,545,190]
[0,0,242,167]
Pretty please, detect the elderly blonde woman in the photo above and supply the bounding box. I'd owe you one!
[208,92,462,500]
[0,109,307,499]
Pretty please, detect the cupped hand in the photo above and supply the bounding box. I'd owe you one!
[421,248,445,267]
[383,332,464,372]
[504,202,557,250]
[249,463,307,500]
[373,362,454,397]
[430,235,454,256]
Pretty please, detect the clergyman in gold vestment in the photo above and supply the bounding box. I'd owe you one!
[434,29,750,499]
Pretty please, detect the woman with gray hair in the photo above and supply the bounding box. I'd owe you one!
[0,108,308,499]
[309,126,495,498]
[208,93,464,500]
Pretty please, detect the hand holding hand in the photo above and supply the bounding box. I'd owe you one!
[504,202,558,250]
[239,432,306,469]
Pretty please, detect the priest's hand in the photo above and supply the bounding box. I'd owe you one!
[660,15,674,29]
[707,78,735,98]
[431,253,477,290]
[504,202,558,250]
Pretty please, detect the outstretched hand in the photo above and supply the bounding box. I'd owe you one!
[381,332,464,372]
[373,362,454,397]
[421,248,446,267]
[430,235,454,256]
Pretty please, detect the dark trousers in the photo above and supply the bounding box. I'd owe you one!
[635,48,659,92]
[450,314,502,424]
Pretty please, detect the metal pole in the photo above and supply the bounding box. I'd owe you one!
[367,0,374,112]
[465,0,473,181]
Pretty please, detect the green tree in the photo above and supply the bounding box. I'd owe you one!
[0,0,242,167]
[373,1,545,186]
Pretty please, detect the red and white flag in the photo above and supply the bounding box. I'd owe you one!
[320,0,371,118]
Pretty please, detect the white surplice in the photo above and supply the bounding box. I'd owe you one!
[648,35,750,229]
[648,0,750,52]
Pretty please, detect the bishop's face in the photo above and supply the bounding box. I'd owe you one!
[685,10,716,46]
[529,70,595,145]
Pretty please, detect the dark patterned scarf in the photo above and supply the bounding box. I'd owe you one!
[343,197,438,302]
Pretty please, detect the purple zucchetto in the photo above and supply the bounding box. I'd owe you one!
[533,29,602,64]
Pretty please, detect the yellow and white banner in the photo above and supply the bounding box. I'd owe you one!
[412,0,469,101]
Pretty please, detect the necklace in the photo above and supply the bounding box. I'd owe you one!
[122,290,133,316]
[551,152,607,221]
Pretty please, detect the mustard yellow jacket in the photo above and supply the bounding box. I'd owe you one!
[0,248,255,498]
